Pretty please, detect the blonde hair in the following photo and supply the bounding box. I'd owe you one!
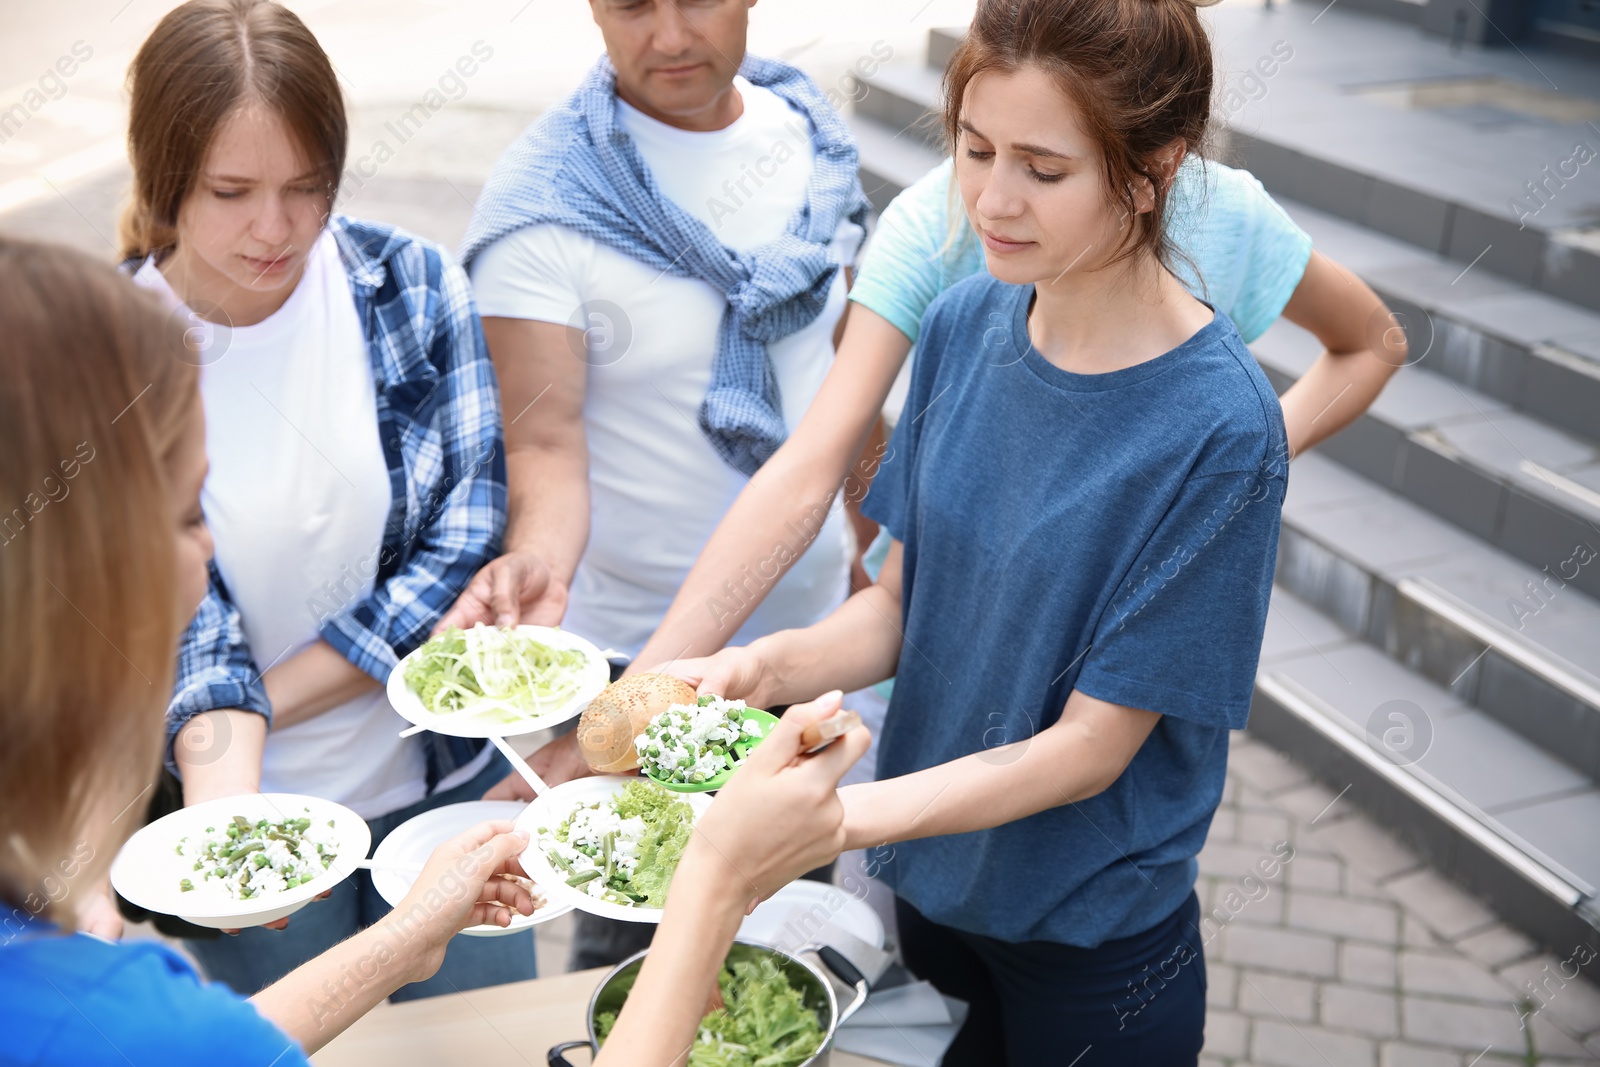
[0,239,199,928]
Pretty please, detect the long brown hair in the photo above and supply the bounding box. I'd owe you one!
[943,0,1217,275]
[0,240,199,928]
[119,0,347,260]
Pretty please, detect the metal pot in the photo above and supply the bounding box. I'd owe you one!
[548,938,869,1067]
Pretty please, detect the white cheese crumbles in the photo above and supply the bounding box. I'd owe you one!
[177,811,339,900]
[544,803,646,902]
[537,780,696,908]
[636,696,763,785]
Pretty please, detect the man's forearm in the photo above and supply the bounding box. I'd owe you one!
[503,444,589,581]
[176,709,267,805]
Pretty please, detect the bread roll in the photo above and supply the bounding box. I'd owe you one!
[576,673,698,774]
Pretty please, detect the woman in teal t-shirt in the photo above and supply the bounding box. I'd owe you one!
[672,0,1297,1061]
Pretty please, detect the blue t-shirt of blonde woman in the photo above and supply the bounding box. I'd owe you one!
[860,273,1289,947]
[848,155,1313,346]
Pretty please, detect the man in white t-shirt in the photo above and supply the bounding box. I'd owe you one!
[447,0,866,968]
[444,8,863,809]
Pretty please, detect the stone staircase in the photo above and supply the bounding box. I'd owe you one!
[848,9,1600,957]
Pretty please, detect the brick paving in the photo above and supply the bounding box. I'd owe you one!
[1197,732,1600,1066]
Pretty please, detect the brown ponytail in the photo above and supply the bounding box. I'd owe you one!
[944,0,1217,275]
[119,0,346,261]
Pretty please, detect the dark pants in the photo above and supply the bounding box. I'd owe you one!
[896,891,1206,1067]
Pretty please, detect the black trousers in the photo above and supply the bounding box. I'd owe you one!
[896,891,1206,1067]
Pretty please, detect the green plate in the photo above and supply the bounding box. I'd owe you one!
[643,706,780,793]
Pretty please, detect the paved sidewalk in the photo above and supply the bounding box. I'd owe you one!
[1198,732,1600,1066]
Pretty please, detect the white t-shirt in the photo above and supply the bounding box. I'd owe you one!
[136,232,435,819]
[471,79,861,657]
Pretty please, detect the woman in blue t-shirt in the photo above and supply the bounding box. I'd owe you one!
[0,242,867,1064]
[673,0,1288,1063]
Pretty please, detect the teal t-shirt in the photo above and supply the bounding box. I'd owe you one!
[849,156,1312,346]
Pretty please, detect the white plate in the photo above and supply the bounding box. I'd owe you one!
[111,793,370,930]
[369,801,573,937]
[387,625,610,739]
[515,776,711,925]
[739,879,886,952]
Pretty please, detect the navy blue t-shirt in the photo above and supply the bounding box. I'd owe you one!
[861,274,1287,947]
[0,912,308,1066]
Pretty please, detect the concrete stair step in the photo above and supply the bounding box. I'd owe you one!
[1253,587,1600,953]
[1252,315,1600,605]
[1282,199,1600,445]
[1276,450,1600,780]
[854,63,945,152]
[846,114,943,215]
[852,50,1600,441]
[927,14,1600,317]
[1207,2,1600,317]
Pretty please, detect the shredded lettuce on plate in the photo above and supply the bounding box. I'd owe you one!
[596,954,825,1066]
[404,624,590,724]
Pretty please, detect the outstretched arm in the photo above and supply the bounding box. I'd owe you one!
[435,315,590,631]
[632,306,910,669]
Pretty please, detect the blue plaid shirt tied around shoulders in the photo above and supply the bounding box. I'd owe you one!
[459,53,871,476]
[166,216,506,791]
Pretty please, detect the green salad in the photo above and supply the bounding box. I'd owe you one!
[405,624,590,724]
[177,811,338,900]
[596,954,825,1067]
[637,695,763,785]
[537,780,693,908]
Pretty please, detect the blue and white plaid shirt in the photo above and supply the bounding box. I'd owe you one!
[165,216,506,791]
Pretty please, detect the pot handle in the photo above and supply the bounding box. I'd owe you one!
[816,944,871,1025]
[547,1039,596,1066]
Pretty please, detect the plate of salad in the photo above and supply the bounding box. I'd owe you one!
[515,776,711,924]
[637,695,779,792]
[389,624,610,738]
[110,793,369,929]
